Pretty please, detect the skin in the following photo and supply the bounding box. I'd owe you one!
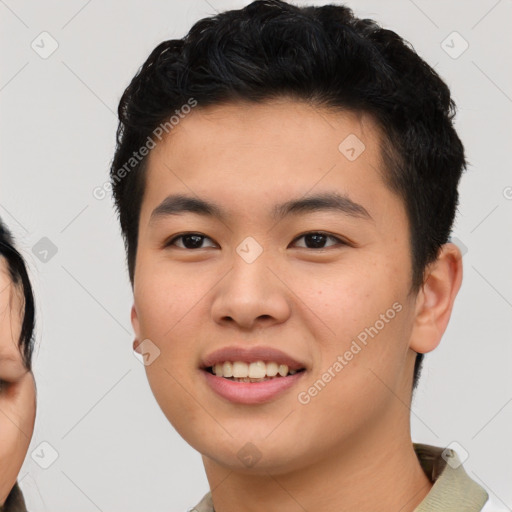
[131,98,463,512]
[0,257,36,505]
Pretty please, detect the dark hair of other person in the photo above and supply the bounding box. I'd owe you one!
[0,219,35,371]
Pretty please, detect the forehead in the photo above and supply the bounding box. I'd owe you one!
[149,99,383,169]
[140,99,403,226]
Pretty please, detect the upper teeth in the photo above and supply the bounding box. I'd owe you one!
[212,361,298,378]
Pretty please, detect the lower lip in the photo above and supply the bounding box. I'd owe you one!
[202,369,305,404]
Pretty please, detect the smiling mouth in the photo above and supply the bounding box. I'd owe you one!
[205,361,306,383]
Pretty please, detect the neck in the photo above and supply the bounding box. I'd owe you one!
[202,408,432,512]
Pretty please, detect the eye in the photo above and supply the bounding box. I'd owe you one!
[291,231,348,249]
[0,379,9,394]
[165,232,217,250]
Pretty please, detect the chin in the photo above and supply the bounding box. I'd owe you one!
[202,447,300,475]
[191,428,309,475]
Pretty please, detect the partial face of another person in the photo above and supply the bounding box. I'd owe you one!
[130,99,455,474]
[0,257,36,504]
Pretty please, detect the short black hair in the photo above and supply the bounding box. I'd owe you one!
[0,218,35,371]
[110,0,466,390]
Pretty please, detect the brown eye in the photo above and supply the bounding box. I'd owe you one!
[165,233,217,249]
[292,232,347,249]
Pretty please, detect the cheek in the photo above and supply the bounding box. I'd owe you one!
[135,262,205,342]
[295,257,402,335]
[133,264,211,410]
[0,386,36,502]
[0,437,30,506]
[294,255,411,389]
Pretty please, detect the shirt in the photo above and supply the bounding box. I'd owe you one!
[191,443,494,512]
[0,481,27,512]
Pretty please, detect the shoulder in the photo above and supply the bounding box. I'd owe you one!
[188,491,214,512]
[413,443,489,511]
[2,481,28,512]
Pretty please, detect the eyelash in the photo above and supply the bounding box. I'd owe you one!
[164,231,349,250]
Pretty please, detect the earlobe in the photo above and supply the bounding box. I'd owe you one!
[409,243,463,354]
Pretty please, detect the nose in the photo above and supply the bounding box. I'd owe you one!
[210,248,291,331]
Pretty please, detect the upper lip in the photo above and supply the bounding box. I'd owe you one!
[201,346,306,371]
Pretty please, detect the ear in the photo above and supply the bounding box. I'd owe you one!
[131,303,142,353]
[409,242,463,354]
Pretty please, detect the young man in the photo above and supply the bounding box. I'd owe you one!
[110,1,494,510]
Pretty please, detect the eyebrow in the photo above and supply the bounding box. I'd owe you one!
[149,192,373,225]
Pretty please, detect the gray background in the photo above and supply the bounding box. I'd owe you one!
[1,0,511,510]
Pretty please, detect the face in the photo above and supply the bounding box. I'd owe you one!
[0,257,36,504]
[131,99,422,474]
